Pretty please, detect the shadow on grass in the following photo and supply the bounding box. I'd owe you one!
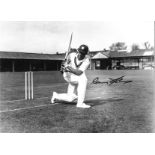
[87,98,124,107]
[54,98,124,107]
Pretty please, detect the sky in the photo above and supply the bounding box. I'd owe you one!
[0,21,154,54]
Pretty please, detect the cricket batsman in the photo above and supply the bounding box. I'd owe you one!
[51,44,91,108]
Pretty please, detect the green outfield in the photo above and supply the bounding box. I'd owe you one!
[0,70,154,132]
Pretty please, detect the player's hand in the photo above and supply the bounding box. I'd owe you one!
[61,65,70,72]
[65,66,71,72]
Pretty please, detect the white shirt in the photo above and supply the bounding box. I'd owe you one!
[63,52,90,83]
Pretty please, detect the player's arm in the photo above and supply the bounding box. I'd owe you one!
[67,58,90,76]
[67,66,83,76]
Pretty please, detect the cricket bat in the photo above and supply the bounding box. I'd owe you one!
[60,32,73,73]
[65,32,73,60]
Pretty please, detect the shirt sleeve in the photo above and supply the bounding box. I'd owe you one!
[67,53,76,65]
[79,58,90,72]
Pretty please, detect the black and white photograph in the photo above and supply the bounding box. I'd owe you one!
[0,21,154,133]
[0,0,155,154]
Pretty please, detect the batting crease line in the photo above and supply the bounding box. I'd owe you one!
[0,96,49,104]
[0,97,101,113]
[0,103,60,113]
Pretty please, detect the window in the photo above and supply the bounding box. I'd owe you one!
[96,60,100,67]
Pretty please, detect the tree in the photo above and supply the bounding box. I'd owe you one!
[109,42,127,51]
[143,42,154,50]
[131,44,140,51]
[144,42,151,49]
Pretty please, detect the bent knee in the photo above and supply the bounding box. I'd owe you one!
[68,98,75,102]
[68,95,77,102]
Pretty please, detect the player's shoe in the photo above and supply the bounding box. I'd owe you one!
[51,92,57,104]
[76,103,91,108]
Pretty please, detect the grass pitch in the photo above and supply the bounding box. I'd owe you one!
[0,70,154,132]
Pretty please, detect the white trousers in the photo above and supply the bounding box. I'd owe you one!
[56,73,88,105]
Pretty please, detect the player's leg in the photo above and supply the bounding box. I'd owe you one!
[67,83,78,101]
[51,83,77,103]
[76,75,90,108]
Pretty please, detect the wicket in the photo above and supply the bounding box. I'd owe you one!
[25,71,33,100]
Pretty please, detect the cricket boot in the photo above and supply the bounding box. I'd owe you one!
[51,92,57,104]
[76,103,91,108]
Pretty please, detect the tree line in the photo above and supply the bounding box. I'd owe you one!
[109,41,154,51]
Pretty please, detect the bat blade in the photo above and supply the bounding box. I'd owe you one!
[65,32,73,60]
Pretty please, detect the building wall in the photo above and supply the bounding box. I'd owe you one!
[0,54,154,72]
[111,56,154,70]
[0,59,62,72]
[91,59,112,70]
[91,55,154,70]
